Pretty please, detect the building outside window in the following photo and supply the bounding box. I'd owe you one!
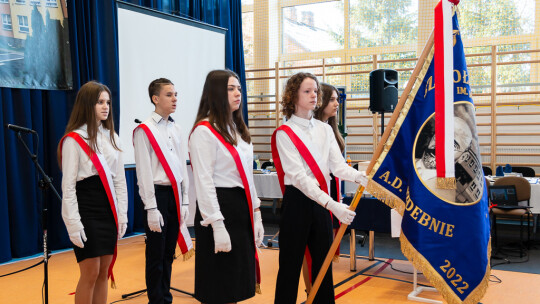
[45,0,57,7]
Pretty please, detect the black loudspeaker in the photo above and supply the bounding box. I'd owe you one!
[369,69,398,113]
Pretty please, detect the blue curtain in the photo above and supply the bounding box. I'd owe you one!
[0,0,247,263]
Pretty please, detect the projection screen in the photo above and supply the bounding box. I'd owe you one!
[117,2,226,165]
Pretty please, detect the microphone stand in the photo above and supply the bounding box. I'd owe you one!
[15,132,62,304]
[120,248,195,299]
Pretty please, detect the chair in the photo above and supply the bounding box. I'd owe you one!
[261,161,273,169]
[490,176,532,257]
[482,166,492,176]
[511,166,536,177]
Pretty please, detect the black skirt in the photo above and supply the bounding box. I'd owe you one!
[73,175,117,263]
[194,187,256,303]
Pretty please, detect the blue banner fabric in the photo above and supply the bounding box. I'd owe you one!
[365,11,490,304]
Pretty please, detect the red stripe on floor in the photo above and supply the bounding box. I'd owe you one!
[335,258,394,300]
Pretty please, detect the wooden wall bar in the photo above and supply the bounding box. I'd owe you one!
[245,48,540,176]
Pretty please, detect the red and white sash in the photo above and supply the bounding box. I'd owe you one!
[133,121,194,260]
[271,124,338,278]
[191,121,262,293]
[434,0,457,188]
[60,131,119,287]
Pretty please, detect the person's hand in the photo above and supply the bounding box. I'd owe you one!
[69,229,87,248]
[356,171,369,187]
[118,222,127,239]
[147,208,164,233]
[326,200,356,225]
[212,220,231,253]
[254,210,264,246]
[181,205,189,224]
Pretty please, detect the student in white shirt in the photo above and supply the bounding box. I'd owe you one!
[133,78,190,304]
[273,73,368,304]
[314,83,346,231]
[189,69,264,303]
[58,81,128,304]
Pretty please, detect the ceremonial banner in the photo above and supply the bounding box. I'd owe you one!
[365,6,491,304]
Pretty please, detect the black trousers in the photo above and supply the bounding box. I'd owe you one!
[144,185,179,304]
[275,186,335,304]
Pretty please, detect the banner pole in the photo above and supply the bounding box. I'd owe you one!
[305,30,435,304]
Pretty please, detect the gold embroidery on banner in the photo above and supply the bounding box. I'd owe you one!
[400,233,491,304]
[437,177,457,189]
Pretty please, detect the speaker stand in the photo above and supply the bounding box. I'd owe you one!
[380,112,385,135]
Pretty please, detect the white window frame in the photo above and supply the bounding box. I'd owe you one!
[2,14,11,31]
[17,15,29,33]
[30,0,41,5]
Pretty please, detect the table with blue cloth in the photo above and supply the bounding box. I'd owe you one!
[342,196,392,270]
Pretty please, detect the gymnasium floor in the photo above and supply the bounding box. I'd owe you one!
[1,234,539,303]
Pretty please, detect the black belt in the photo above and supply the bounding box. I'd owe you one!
[154,184,173,190]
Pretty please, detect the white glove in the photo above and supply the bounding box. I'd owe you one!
[69,229,87,248]
[147,208,164,233]
[356,171,369,187]
[181,205,189,224]
[118,222,127,240]
[326,200,356,225]
[211,220,231,253]
[254,210,264,246]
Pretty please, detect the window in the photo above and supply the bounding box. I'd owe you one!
[349,0,418,48]
[17,15,29,33]
[45,0,57,7]
[242,12,253,58]
[0,0,9,4]
[2,14,11,31]
[282,1,344,54]
[30,0,41,5]
[15,0,26,4]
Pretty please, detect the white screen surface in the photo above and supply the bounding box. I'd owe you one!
[117,3,226,165]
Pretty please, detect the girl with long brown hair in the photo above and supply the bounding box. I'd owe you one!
[58,81,128,304]
[314,83,346,232]
[189,70,264,303]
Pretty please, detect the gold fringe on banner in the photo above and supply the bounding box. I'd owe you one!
[437,177,456,189]
[366,181,406,215]
[333,254,340,263]
[400,233,491,304]
[182,248,195,261]
[110,279,117,289]
[256,283,262,294]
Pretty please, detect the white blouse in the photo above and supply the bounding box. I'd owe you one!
[133,112,189,210]
[189,120,261,226]
[275,114,364,206]
[61,124,128,234]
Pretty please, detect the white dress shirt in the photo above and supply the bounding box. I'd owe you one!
[189,120,261,226]
[275,114,364,206]
[133,112,190,210]
[61,124,128,234]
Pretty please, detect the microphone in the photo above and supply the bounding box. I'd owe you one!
[134,119,142,124]
[5,124,37,134]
